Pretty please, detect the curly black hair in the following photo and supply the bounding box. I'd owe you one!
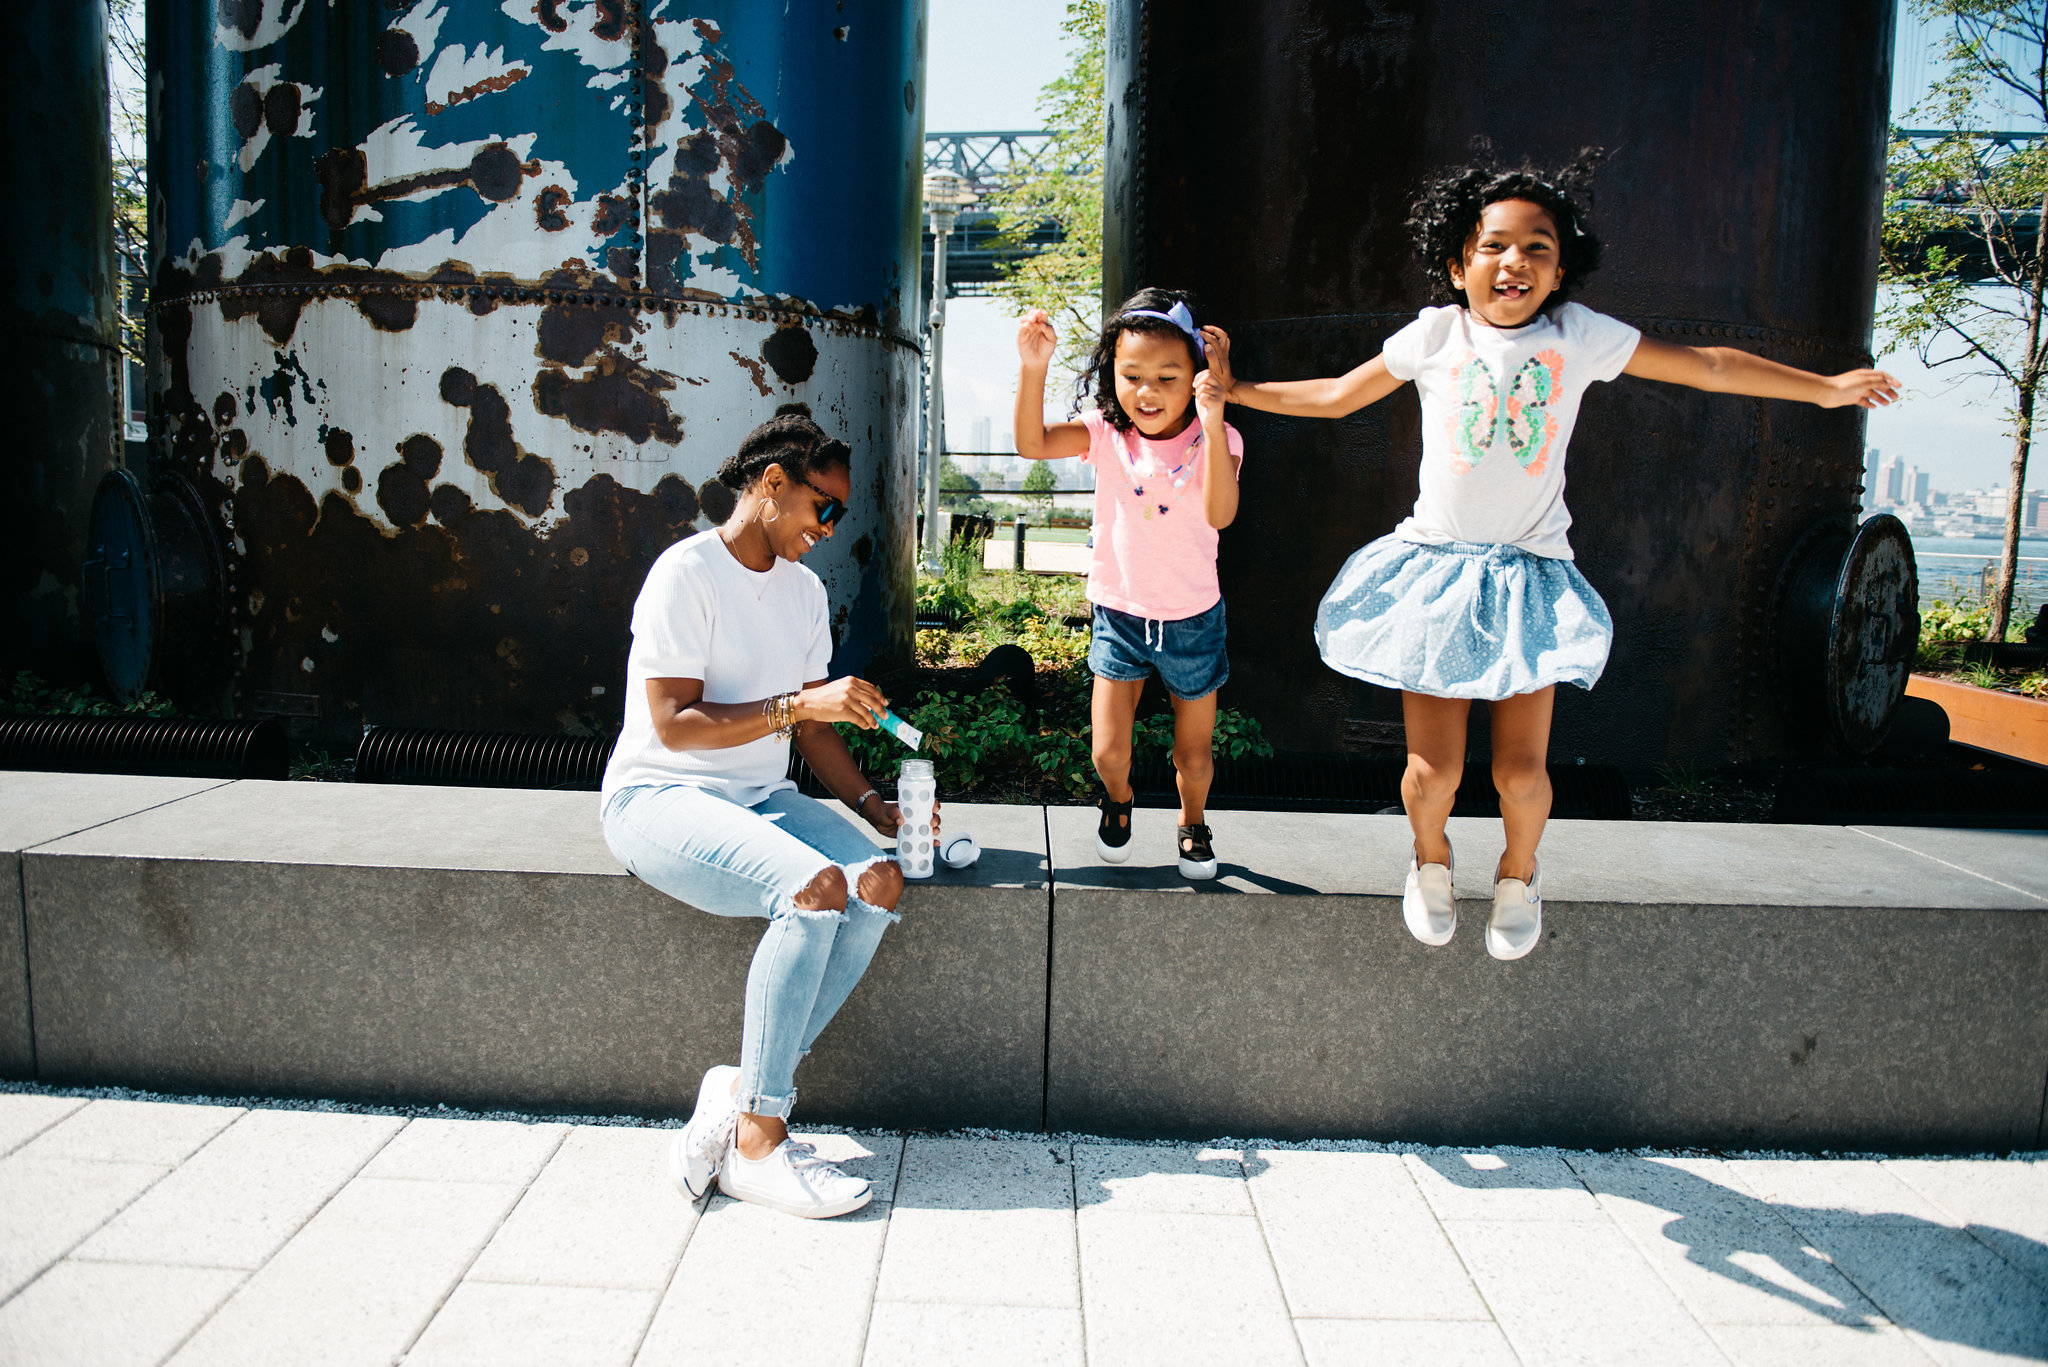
[1407,148,1606,310]
[716,403,851,490]
[1077,287,1206,432]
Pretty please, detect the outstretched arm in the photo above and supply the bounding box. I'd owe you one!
[1204,325,1405,419]
[1621,337,1901,409]
[1015,309,1092,460]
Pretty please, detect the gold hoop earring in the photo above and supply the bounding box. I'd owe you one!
[759,498,781,525]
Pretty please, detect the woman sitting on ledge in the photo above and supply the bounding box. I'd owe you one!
[600,408,920,1221]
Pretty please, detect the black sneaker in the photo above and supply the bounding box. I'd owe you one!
[1177,824,1218,880]
[1096,792,1134,863]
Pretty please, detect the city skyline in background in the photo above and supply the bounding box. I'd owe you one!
[925,2,2044,507]
[1864,447,2048,539]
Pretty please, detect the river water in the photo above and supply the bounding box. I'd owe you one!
[1911,533,2048,614]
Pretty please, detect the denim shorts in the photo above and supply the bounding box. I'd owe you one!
[1088,599,1230,700]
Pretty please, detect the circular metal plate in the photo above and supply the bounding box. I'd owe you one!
[84,469,160,700]
[1826,514,1918,755]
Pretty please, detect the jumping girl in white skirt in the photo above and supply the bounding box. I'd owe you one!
[1207,157,1899,959]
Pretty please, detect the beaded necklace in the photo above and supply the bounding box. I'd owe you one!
[1115,425,1205,520]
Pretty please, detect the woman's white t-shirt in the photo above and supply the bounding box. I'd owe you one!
[600,527,831,807]
[1382,302,1641,560]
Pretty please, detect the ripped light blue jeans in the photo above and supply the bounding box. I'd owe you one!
[602,783,898,1119]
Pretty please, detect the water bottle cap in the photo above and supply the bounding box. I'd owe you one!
[899,759,934,781]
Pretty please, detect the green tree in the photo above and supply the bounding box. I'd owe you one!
[108,0,147,366]
[940,457,981,492]
[986,0,1103,374]
[1880,0,2048,641]
[1022,460,1057,494]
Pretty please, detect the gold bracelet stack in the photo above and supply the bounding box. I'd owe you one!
[764,691,799,737]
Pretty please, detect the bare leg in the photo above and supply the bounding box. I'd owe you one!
[1488,686,1555,884]
[1169,691,1219,826]
[1090,676,1145,807]
[1401,691,1471,867]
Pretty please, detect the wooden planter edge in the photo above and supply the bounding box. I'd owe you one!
[1905,673,2048,767]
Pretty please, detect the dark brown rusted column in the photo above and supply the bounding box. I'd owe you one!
[1106,0,1896,767]
[3,0,120,682]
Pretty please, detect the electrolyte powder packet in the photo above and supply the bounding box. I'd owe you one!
[875,708,924,750]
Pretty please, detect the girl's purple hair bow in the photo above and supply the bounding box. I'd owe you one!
[1118,300,1205,360]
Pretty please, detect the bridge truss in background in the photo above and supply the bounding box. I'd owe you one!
[921,130,1083,297]
[1890,128,2044,283]
[924,128,2044,295]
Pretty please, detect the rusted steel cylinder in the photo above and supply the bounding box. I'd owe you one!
[144,1,924,736]
[1106,1,1902,766]
[3,0,121,680]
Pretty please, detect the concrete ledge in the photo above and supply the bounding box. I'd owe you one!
[8,772,2045,1150]
[0,772,231,1080]
[20,782,1047,1130]
[1045,808,2048,1151]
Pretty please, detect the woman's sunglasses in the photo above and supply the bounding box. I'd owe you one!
[789,471,845,527]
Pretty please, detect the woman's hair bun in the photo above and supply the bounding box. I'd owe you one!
[716,409,851,491]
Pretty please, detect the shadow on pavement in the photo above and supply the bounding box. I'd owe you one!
[1416,1148,2048,1359]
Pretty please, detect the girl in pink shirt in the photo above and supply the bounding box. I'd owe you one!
[1014,287,1243,879]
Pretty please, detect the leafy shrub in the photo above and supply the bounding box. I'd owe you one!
[1917,597,1993,668]
[1007,614,1091,671]
[916,574,977,625]
[837,692,1041,796]
[1133,707,1275,763]
[1210,707,1276,761]
[1921,597,1991,643]
[4,671,173,719]
[834,686,1273,802]
[894,559,1275,799]
[915,539,983,624]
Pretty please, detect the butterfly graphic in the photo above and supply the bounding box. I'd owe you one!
[1447,349,1565,476]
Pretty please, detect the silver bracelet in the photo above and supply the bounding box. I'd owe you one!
[849,787,880,814]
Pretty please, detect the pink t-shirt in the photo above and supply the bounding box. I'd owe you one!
[1079,410,1244,621]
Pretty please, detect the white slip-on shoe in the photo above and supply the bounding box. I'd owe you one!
[668,1063,740,1201]
[1402,851,1456,946]
[717,1136,873,1219]
[1487,863,1543,961]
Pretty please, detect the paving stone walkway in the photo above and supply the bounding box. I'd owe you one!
[1,1091,2043,1366]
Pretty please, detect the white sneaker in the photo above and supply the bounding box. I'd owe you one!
[1402,852,1456,946]
[668,1063,740,1201]
[1487,864,1543,961]
[717,1136,874,1219]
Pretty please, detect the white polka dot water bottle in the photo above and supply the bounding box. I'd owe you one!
[896,759,936,879]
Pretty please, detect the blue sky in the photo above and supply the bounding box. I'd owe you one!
[927,1,2040,495]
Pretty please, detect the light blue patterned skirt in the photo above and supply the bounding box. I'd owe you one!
[1313,535,1613,700]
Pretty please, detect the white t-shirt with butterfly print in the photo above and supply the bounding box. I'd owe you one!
[1382,302,1641,561]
